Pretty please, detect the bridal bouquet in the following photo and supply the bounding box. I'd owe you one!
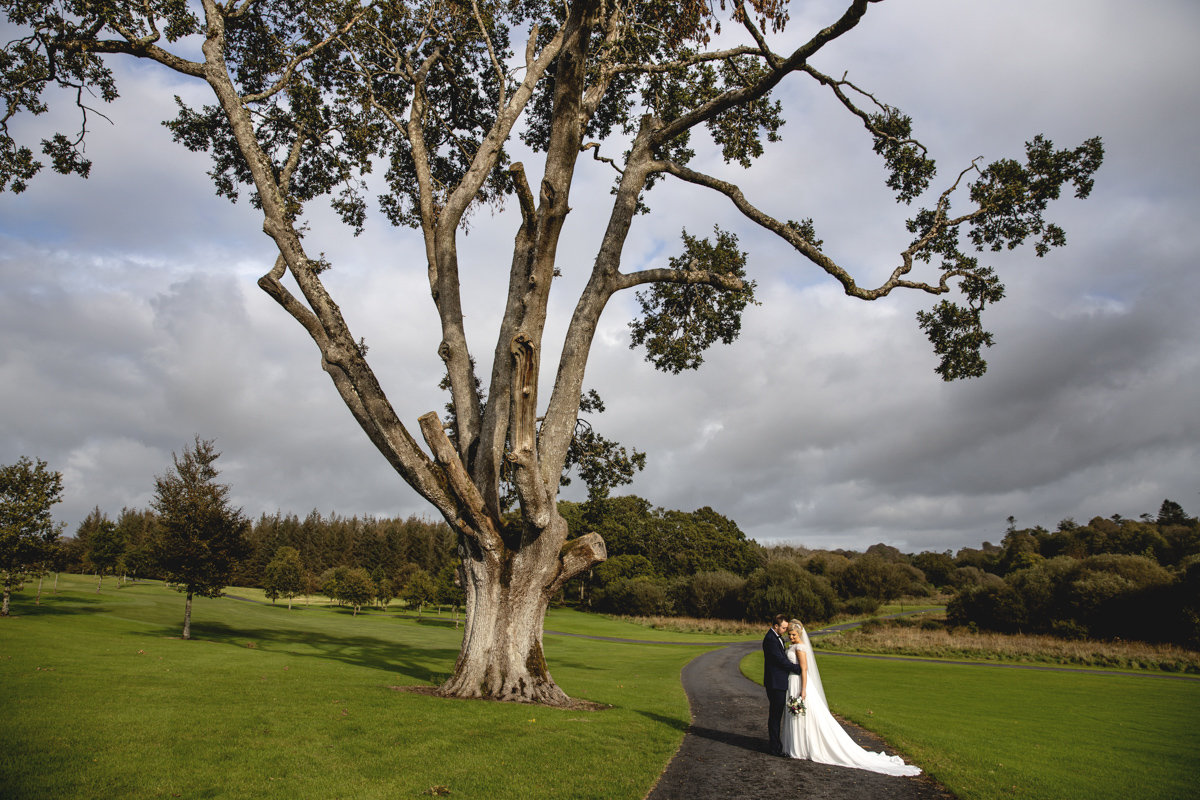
[787,695,806,716]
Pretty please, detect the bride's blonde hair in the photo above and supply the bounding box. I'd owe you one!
[789,618,804,633]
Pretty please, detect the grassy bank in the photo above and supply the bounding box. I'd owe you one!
[816,615,1200,673]
[0,574,728,799]
[741,649,1199,800]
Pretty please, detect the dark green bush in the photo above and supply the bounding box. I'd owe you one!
[951,552,1188,644]
[681,570,746,619]
[740,559,839,624]
[842,596,882,616]
[603,577,672,616]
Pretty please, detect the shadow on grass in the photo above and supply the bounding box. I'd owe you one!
[2,594,113,618]
[145,620,462,685]
[635,709,691,733]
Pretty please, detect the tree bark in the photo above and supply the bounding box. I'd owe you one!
[53,572,59,594]
[96,572,102,593]
[440,518,605,705]
[2,573,10,616]
[183,590,193,640]
[35,574,43,605]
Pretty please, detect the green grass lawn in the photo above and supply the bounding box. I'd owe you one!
[1,575,731,800]
[222,588,755,643]
[741,650,1199,800]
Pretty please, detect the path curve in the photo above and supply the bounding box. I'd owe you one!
[644,642,953,800]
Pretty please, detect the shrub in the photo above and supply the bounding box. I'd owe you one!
[842,596,882,616]
[740,559,839,624]
[604,577,672,616]
[953,552,1189,644]
[681,570,746,619]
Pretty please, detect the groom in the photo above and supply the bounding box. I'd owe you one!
[763,613,804,757]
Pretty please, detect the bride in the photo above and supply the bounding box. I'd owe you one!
[780,619,921,776]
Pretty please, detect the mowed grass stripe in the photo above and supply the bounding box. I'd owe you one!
[742,649,1198,800]
[1,574,719,800]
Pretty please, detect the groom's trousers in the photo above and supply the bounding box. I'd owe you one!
[766,687,787,755]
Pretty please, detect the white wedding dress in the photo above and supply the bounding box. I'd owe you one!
[780,627,921,776]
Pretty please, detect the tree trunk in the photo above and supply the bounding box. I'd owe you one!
[53,572,59,594]
[439,553,565,705]
[182,590,193,640]
[36,574,43,605]
[438,517,604,706]
[2,573,10,616]
[96,572,102,593]
[287,596,292,611]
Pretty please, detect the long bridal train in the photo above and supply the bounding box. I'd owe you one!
[781,625,922,777]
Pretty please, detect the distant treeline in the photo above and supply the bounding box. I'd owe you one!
[945,502,1200,647]
[62,507,457,589]
[56,496,1200,647]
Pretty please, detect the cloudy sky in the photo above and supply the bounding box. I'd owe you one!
[2,0,1197,553]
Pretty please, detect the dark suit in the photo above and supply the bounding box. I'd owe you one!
[762,628,803,755]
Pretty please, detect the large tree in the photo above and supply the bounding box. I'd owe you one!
[1,0,1102,703]
[0,457,65,616]
[150,437,250,639]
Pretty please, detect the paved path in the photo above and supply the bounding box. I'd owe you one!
[644,641,953,800]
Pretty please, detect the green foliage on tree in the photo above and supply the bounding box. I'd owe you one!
[910,550,955,587]
[375,576,394,609]
[948,553,1179,642]
[629,226,758,373]
[402,569,437,619]
[87,518,127,592]
[564,496,762,583]
[835,553,927,602]
[150,437,250,639]
[263,546,305,610]
[741,559,840,625]
[115,507,158,581]
[1,456,65,616]
[679,570,745,619]
[338,567,375,616]
[318,567,340,605]
[434,563,464,609]
[1157,499,1191,527]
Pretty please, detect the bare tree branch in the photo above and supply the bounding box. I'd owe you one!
[660,158,985,300]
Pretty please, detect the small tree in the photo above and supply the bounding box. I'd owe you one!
[436,563,466,623]
[150,437,250,639]
[403,569,437,620]
[263,546,306,610]
[339,567,375,616]
[318,568,340,605]
[376,577,394,610]
[303,571,320,605]
[1,457,64,616]
[88,518,127,593]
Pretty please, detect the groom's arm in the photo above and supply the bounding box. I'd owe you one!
[764,636,804,674]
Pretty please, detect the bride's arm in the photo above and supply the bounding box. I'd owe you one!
[799,650,808,700]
